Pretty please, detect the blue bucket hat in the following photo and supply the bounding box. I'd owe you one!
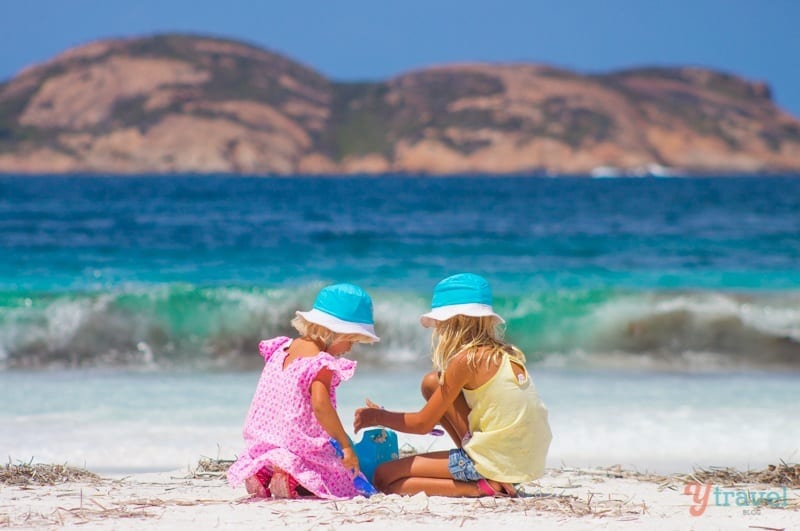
[296,283,379,342]
[420,273,505,328]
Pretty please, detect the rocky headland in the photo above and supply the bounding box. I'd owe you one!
[1,34,799,175]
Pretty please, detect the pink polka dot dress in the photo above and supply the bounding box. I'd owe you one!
[227,336,359,499]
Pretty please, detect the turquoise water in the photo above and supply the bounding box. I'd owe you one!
[1,175,799,472]
[2,175,800,371]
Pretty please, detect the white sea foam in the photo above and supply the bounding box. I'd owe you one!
[2,369,797,475]
[2,286,800,371]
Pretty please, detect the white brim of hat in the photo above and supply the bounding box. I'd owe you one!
[296,309,380,342]
[419,303,505,328]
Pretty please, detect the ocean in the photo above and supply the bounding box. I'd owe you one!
[1,175,799,474]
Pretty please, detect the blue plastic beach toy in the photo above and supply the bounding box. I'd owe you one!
[330,428,399,496]
[330,438,379,497]
[353,428,399,483]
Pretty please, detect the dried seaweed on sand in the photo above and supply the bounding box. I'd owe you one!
[681,461,800,488]
[190,457,236,479]
[1,460,99,486]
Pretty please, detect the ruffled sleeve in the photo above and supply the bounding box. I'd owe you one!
[258,336,291,361]
[300,352,356,392]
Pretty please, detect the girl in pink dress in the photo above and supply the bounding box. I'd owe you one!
[227,283,379,499]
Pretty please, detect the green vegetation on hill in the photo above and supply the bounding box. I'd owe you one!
[327,82,394,160]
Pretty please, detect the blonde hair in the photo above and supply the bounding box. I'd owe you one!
[290,315,374,347]
[431,315,525,381]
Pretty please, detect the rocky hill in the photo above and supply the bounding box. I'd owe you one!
[1,34,799,175]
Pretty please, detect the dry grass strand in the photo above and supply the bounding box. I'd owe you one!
[1,461,99,486]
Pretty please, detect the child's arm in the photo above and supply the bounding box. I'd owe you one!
[311,368,359,476]
[354,352,471,434]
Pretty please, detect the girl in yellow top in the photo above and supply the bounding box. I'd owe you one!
[354,273,552,497]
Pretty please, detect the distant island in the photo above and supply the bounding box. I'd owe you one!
[1,33,799,176]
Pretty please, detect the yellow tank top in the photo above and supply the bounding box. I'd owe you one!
[462,355,552,482]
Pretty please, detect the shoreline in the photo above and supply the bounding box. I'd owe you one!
[2,463,797,530]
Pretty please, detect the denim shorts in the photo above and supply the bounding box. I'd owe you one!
[448,448,482,482]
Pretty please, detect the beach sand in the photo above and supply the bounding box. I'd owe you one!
[2,463,797,530]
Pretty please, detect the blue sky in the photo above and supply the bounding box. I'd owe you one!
[2,0,799,116]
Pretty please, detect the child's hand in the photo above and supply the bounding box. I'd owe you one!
[341,445,360,478]
[353,398,382,433]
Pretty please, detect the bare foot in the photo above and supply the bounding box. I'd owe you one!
[245,475,268,497]
[477,478,518,497]
[496,481,518,497]
[269,469,299,499]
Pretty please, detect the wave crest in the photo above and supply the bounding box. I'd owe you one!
[2,286,799,371]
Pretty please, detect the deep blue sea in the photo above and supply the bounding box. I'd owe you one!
[2,175,799,371]
[1,175,799,473]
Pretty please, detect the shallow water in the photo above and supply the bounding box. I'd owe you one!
[2,367,797,474]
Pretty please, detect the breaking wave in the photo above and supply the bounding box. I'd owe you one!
[1,284,799,372]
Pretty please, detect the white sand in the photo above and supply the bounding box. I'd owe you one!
[2,466,797,530]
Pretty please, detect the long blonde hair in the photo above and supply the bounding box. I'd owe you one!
[431,315,525,381]
[290,315,374,348]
